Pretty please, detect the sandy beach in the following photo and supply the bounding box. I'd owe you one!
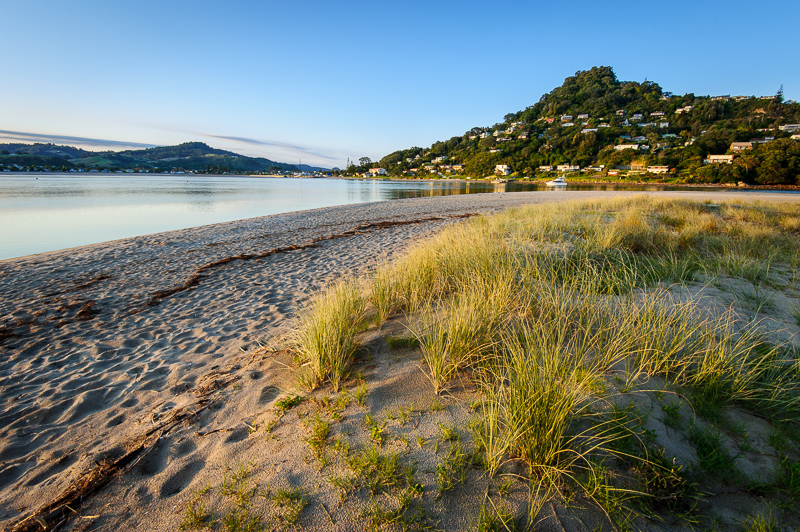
[1,190,798,532]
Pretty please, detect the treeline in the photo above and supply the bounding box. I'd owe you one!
[367,66,800,185]
[0,142,300,174]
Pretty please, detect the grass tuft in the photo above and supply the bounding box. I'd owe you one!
[293,278,365,391]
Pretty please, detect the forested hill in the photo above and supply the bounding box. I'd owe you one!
[0,141,312,174]
[371,66,800,185]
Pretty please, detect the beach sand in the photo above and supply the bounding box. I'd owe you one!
[1,190,798,531]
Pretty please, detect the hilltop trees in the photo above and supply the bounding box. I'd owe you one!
[374,66,800,184]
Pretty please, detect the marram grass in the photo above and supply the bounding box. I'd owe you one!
[289,195,800,526]
[292,278,365,392]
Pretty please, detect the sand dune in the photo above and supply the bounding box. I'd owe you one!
[0,190,796,531]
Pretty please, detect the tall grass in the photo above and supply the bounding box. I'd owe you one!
[293,279,365,391]
[289,196,800,522]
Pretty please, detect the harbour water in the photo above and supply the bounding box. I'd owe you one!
[0,174,784,260]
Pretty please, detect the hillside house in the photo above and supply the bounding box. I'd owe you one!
[650,111,665,117]
[632,113,643,121]
[615,144,640,151]
[659,122,670,128]
[562,122,575,127]
[480,132,491,139]
[538,165,554,172]
[730,142,753,151]
[704,155,734,165]
[519,132,529,140]
[648,166,669,174]
[433,156,448,163]
[581,128,598,134]
[577,113,589,119]
[495,164,511,176]
[561,115,573,121]
[556,164,580,172]
[368,168,388,176]
[779,124,800,133]
[616,110,626,116]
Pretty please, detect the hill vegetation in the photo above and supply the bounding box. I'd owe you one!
[0,142,306,174]
[362,66,800,185]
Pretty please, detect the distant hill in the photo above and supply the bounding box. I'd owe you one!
[369,66,800,185]
[0,141,328,174]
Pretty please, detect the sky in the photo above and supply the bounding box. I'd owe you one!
[2,0,799,168]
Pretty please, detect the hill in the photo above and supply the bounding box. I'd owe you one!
[368,66,800,185]
[0,141,317,174]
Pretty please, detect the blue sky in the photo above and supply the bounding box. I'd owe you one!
[2,0,799,168]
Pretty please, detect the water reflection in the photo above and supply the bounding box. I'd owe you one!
[0,174,789,261]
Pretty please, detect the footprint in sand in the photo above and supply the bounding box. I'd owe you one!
[257,385,279,405]
[158,459,205,498]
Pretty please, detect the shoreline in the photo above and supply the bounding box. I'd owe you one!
[1,191,799,531]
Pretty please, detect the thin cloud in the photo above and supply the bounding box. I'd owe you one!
[0,130,156,150]
[206,134,341,163]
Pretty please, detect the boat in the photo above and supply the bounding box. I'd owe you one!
[546,175,568,186]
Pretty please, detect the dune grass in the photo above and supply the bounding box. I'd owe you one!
[289,195,800,527]
[292,278,365,392]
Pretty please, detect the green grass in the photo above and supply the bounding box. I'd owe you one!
[436,440,472,493]
[293,278,365,391]
[346,446,417,496]
[286,196,800,528]
[180,499,215,530]
[270,486,310,525]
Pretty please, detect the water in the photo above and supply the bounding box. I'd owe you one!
[0,174,785,261]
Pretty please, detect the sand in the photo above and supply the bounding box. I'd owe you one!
[1,190,798,532]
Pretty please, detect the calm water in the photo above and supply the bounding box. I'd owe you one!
[0,174,782,261]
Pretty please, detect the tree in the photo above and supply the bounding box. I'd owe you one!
[359,157,372,167]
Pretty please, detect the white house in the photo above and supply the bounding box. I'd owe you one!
[368,168,388,176]
[648,166,669,174]
[556,164,580,172]
[581,128,598,134]
[495,164,511,176]
[779,124,800,133]
[650,111,665,117]
[704,155,734,165]
[433,156,448,163]
[538,165,554,172]
[615,144,640,151]
[577,113,589,119]
[562,122,575,127]
[561,115,573,121]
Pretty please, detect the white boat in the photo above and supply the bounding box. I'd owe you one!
[546,175,568,186]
